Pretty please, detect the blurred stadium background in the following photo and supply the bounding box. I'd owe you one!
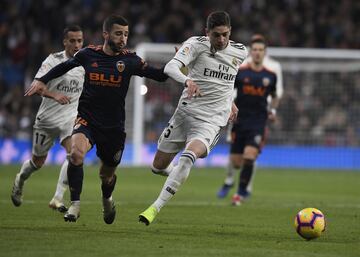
[0,0,360,169]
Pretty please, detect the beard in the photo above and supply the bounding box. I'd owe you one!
[108,39,122,53]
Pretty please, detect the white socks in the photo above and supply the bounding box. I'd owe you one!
[224,162,236,185]
[153,150,196,211]
[53,158,69,200]
[19,159,38,181]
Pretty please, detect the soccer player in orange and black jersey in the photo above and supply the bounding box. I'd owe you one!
[26,15,168,223]
[217,35,279,206]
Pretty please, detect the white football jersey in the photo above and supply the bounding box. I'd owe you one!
[34,50,84,129]
[173,36,248,126]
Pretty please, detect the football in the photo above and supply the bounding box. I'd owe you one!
[294,207,326,240]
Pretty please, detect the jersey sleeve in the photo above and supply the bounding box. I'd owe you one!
[173,37,201,66]
[132,55,168,82]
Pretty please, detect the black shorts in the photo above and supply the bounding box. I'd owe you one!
[230,125,267,154]
[73,117,126,167]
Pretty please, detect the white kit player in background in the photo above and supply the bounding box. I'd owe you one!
[139,11,248,225]
[11,25,85,213]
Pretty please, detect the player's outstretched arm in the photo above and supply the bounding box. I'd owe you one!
[164,59,201,99]
[25,79,70,104]
[25,79,46,96]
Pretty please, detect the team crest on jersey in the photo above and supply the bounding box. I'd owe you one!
[116,61,125,72]
[244,77,250,83]
[262,77,270,87]
[232,57,239,67]
[180,46,190,56]
[39,63,50,73]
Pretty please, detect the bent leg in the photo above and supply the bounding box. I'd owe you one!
[153,139,206,211]
[152,150,178,176]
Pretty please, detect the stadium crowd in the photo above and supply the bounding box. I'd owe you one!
[0,0,359,145]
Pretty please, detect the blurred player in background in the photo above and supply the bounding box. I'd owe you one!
[11,25,84,213]
[139,11,248,225]
[25,14,168,224]
[217,34,280,205]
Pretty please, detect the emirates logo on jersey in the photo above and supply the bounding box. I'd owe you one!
[116,61,125,73]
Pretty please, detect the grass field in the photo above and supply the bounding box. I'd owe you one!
[0,165,359,257]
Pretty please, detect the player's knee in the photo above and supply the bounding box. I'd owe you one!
[69,147,85,165]
[32,156,46,168]
[230,158,242,169]
[99,173,114,184]
[152,158,168,170]
[233,162,242,169]
[243,159,255,166]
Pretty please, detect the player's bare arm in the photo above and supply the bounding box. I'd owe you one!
[24,80,47,96]
[268,95,279,122]
[25,79,70,105]
[42,89,71,105]
[228,102,238,123]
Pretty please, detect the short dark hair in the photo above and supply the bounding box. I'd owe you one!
[206,11,231,30]
[251,34,267,47]
[63,25,82,39]
[103,14,129,32]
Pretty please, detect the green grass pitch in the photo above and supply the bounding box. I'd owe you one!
[0,165,359,257]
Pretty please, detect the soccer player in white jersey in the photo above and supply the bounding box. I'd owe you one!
[217,34,283,201]
[139,11,248,225]
[11,25,84,212]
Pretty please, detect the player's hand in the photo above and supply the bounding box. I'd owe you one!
[24,80,46,96]
[228,102,238,123]
[268,113,276,122]
[185,79,202,99]
[268,108,277,122]
[53,93,71,105]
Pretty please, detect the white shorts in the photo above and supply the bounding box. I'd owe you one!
[32,120,74,157]
[157,109,221,156]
